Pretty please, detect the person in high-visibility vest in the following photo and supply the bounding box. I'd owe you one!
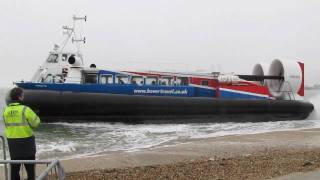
[3,87,40,180]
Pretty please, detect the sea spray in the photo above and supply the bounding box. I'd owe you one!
[306,90,320,120]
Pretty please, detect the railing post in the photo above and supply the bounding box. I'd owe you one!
[36,160,65,180]
[285,81,295,100]
[0,136,8,180]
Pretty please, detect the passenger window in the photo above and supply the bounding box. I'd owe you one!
[115,75,129,84]
[84,74,98,84]
[176,77,189,86]
[131,76,144,85]
[100,75,113,84]
[201,80,209,86]
[145,77,158,85]
[159,77,173,86]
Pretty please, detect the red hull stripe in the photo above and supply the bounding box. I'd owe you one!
[298,62,304,96]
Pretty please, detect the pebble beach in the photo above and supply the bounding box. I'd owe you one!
[60,128,320,180]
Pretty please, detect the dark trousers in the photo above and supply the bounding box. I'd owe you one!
[10,156,35,180]
[7,136,36,180]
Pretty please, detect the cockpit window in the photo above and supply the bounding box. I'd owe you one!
[46,54,58,63]
[44,74,53,83]
[42,74,64,83]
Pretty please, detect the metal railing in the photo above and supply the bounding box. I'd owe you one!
[0,136,65,180]
[0,160,65,180]
[0,136,8,180]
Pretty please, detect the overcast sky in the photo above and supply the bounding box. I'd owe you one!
[0,0,319,88]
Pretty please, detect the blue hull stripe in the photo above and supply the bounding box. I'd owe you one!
[16,82,268,99]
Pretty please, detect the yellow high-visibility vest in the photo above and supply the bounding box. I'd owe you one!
[2,103,40,138]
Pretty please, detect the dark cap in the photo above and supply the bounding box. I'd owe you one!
[7,87,24,104]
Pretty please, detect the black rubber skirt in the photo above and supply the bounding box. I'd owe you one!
[20,90,314,123]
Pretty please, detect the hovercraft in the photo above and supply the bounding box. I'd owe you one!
[13,16,314,123]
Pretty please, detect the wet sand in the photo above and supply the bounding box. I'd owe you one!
[60,128,320,179]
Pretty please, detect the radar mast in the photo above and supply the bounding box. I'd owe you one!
[60,15,87,60]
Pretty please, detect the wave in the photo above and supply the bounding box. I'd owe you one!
[1,89,320,160]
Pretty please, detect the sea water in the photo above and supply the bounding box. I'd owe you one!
[0,88,319,160]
